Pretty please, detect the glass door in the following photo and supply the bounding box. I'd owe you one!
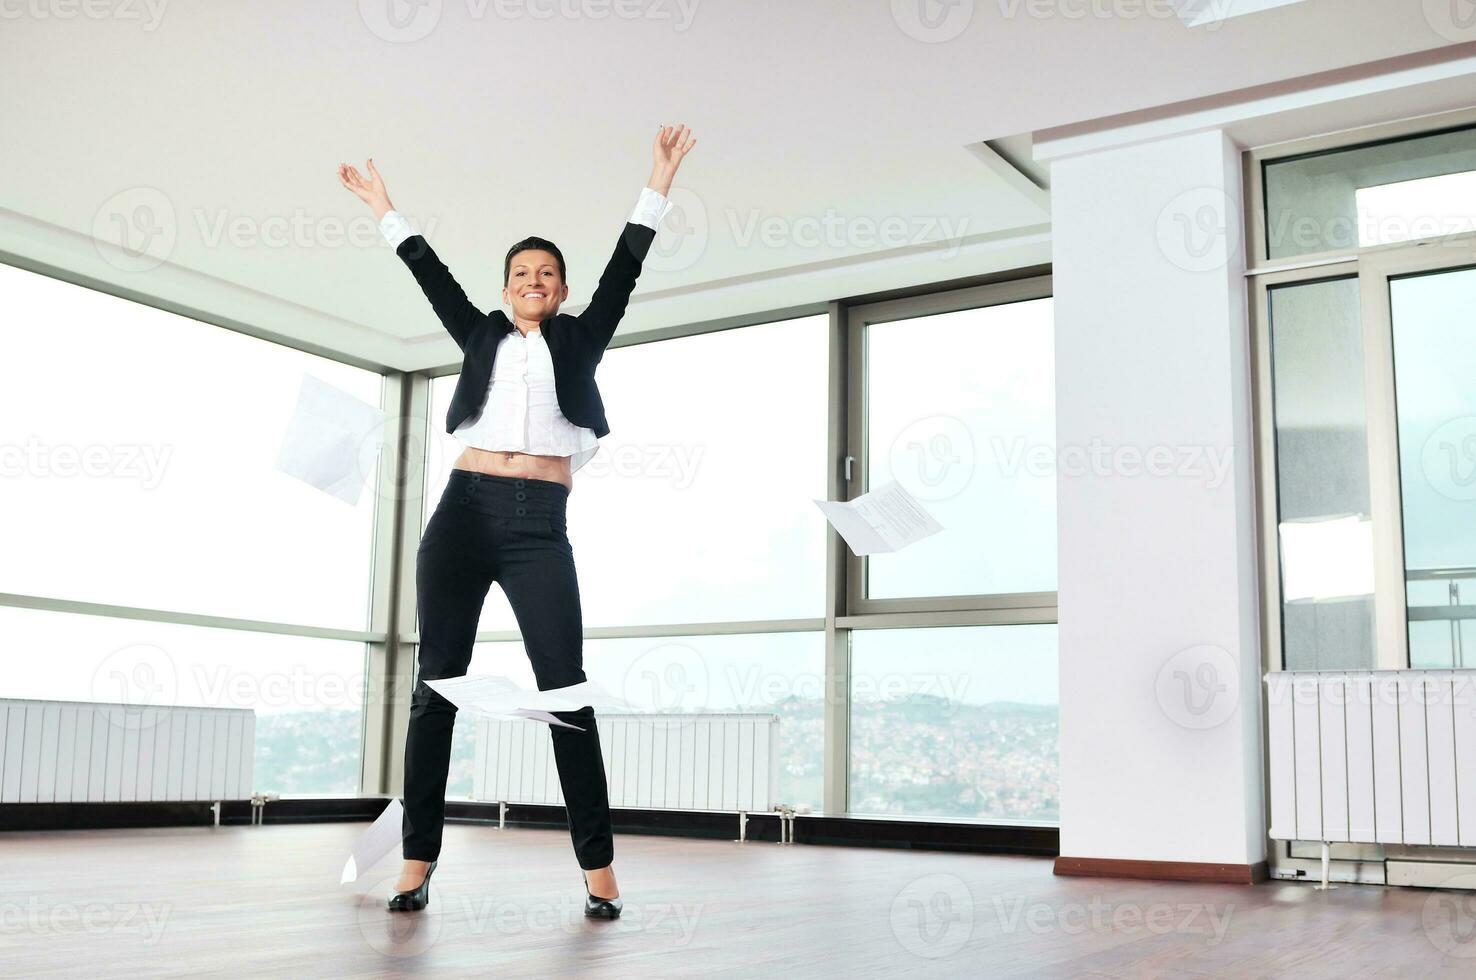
[1360,242,1476,667]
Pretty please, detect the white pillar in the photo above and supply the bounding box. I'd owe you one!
[1052,128,1265,867]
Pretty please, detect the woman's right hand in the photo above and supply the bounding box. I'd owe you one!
[337,158,394,221]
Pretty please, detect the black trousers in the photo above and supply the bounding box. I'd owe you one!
[402,468,614,870]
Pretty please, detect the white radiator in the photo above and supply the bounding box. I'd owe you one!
[472,712,780,813]
[1264,670,1476,846]
[0,699,255,804]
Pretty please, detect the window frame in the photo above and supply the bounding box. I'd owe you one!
[1247,104,1476,271]
[843,274,1058,621]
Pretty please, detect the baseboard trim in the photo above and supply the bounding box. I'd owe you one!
[0,801,222,832]
[1054,856,1269,884]
[0,798,1059,857]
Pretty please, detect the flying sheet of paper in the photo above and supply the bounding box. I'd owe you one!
[507,708,582,729]
[341,798,406,884]
[422,675,636,732]
[813,479,944,556]
[275,372,387,506]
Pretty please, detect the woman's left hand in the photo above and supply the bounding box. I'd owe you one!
[648,124,696,194]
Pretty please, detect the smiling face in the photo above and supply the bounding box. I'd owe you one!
[502,248,569,324]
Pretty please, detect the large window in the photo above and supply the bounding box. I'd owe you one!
[839,280,1059,823]
[0,261,383,630]
[1,260,384,797]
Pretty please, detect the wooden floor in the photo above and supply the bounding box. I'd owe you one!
[0,821,1469,978]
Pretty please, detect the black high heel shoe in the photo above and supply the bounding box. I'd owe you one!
[582,870,623,919]
[387,859,437,912]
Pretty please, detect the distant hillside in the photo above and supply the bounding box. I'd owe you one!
[251,695,1059,822]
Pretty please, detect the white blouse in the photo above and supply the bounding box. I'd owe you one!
[380,187,674,474]
[460,326,601,472]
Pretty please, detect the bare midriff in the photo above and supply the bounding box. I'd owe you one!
[452,447,573,491]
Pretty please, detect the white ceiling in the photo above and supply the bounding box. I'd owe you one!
[0,1,1467,371]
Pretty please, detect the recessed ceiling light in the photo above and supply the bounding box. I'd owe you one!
[1173,0,1309,29]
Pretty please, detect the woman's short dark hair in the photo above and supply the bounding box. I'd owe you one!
[503,236,566,287]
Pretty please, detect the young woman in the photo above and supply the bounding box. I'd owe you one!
[336,124,696,919]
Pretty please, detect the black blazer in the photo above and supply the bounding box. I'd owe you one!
[394,221,658,438]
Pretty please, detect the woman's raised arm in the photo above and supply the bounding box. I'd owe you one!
[579,125,697,356]
[338,158,483,352]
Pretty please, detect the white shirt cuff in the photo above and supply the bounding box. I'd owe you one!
[628,186,674,231]
[379,210,415,249]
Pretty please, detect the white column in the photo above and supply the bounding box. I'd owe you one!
[1052,128,1265,866]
